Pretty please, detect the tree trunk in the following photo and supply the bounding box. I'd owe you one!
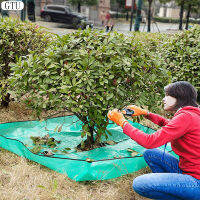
[79,126,94,150]
[129,0,135,31]
[185,4,191,30]
[179,0,185,30]
[147,0,153,32]
[1,64,11,108]
[1,93,10,108]
[87,126,94,144]
[77,2,81,13]
[21,0,27,21]
[126,12,129,21]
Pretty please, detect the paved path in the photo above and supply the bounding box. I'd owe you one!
[35,20,75,35]
[35,20,181,36]
[115,21,180,33]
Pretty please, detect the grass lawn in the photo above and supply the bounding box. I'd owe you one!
[0,102,151,200]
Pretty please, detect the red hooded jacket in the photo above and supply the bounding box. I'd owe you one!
[123,106,200,179]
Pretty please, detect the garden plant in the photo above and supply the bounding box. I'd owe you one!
[10,29,169,150]
[159,25,200,101]
[0,17,53,107]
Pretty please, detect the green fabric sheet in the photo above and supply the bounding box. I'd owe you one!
[0,115,174,181]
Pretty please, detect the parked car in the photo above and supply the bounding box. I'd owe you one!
[40,5,93,29]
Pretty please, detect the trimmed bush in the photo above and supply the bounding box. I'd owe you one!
[0,17,54,107]
[10,29,170,149]
[159,25,200,100]
[153,16,200,24]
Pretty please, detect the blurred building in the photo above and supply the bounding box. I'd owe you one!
[98,0,110,21]
[158,1,185,19]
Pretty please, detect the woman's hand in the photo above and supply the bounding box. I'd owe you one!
[107,109,128,128]
[123,105,148,116]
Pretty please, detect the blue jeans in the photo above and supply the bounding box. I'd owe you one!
[133,149,200,200]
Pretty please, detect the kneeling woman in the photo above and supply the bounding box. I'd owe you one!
[108,81,200,200]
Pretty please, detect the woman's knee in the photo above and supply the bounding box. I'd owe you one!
[133,174,153,195]
[133,176,144,194]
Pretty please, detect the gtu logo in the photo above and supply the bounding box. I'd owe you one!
[1,1,24,10]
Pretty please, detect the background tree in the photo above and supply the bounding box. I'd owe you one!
[110,0,132,19]
[110,0,126,9]
[144,0,171,32]
[135,0,171,32]
[157,0,200,31]
[116,0,126,17]
[146,0,153,32]
[184,0,200,30]
[116,0,125,8]
[68,0,98,13]
[175,0,185,30]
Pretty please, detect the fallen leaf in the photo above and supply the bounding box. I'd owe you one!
[126,148,138,157]
[41,150,54,156]
[106,140,116,145]
[54,125,59,132]
[45,134,50,138]
[131,152,138,157]
[61,150,69,154]
[127,148,135,152]
[114,156,122,159]
[58,125,63,133]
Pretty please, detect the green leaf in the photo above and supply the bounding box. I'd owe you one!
[81,131,86,138]
[109,75,114,79]
[45,58,51,66]
[106,93,114,100]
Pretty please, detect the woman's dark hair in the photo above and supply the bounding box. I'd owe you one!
[164,81,199,110]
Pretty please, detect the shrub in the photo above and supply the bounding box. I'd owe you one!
[159,25,200,101]
[10,29,170,149]
[153,16,200,24]
[0,17,53,107]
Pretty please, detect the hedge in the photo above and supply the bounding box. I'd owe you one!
[0,17,54,107]
[153,16,200,24]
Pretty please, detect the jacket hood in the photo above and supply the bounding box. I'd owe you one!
[176,106,200,116]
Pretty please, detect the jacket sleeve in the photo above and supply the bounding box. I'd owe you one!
[145,112,170,127]
[123,112,191,149]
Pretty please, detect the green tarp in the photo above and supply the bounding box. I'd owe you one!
[0,115,174,181]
